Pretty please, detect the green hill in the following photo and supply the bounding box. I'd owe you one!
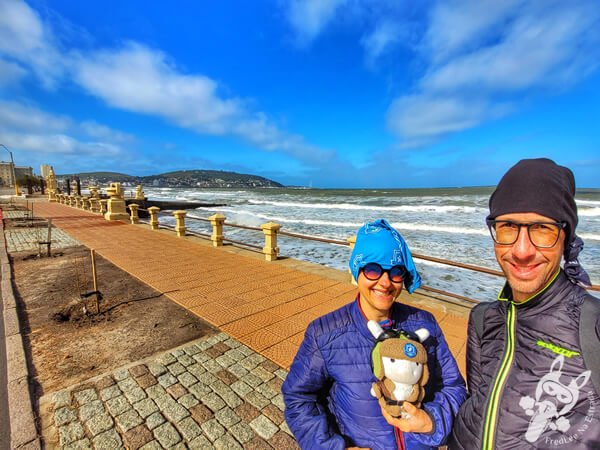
[57,169,283,188]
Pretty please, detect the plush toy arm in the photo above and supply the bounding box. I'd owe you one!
[371,381,383,399]
[367,320,384,339]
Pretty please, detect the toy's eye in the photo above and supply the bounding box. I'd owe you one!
[390,358,395,363]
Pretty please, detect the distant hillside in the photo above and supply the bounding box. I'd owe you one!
[57,169,283,188]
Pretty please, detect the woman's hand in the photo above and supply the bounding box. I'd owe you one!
[381,402,433,433]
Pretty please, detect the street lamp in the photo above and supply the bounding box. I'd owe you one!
[0,144,20,196]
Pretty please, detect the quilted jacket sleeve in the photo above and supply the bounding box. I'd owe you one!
[465,304,484,393]
[282,323,346,450]
[410,318,467,447]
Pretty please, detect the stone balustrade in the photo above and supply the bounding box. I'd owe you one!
[51,183,355,265]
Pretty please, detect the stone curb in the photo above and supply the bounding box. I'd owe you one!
[1,218,41,449]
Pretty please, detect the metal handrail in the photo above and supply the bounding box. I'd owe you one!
[153,210,600,294]
[279,229,348,246]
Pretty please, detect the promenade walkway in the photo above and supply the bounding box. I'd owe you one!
[4,200,471,448]
[32,201,470,373]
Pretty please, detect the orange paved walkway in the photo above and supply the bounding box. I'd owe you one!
[33,202,471,374]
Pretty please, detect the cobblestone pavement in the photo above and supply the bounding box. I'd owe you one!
[4,226,80,254]
[40,332,299,450]
[2,210,32,219]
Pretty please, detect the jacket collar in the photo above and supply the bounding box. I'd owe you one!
[498,269,570,309]
[351,296,401,341]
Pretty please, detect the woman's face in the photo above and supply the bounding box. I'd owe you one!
[357,268,403,321]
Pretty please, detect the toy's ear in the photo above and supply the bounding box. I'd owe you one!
[367,320,384,339]
[420,361,429,386]
[414,328,430,343]
[372,343,384,380]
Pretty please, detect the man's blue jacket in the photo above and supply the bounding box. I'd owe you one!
[282,299,467,450]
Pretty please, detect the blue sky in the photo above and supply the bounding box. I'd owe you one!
[1,0,599,188]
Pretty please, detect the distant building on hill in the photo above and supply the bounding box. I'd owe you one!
[0,161,14,186]
[15,166,34,179]
[40,164,52,179]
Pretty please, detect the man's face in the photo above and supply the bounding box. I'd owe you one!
[493,212,565,302]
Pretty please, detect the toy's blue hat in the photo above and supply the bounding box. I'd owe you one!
[349,219,422,294]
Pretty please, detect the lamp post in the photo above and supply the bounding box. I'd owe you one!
[0,144,20,196]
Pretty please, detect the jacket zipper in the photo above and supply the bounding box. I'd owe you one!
[482,302,517,450]
[395,427,405,450]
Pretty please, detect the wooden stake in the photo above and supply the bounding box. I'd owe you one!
[91,249,99,313]
[46,218,52,257]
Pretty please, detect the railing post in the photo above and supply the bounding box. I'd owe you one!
[148,206,160,230]
[208,213,225,247]
[99,199,108,215]
[261,222,280,262]
[173,210,187,237]
[90,198,100,213]
[347,235,358,285]
[83,197,91,211]
[129,204,140,224]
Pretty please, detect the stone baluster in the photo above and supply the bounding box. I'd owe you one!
[209,213,225,247]
[261,222,280,262]
[90,198,100,213]
[148,207,160,230]
[347,235,358,285]
[174,210,187,237]
[128,204,140,224]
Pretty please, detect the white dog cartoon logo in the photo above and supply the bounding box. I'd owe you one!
[519,355,591,443]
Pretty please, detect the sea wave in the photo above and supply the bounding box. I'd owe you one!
[219,208,489,236]
[247,199,482,213]
[576,199,600,206]
[578,207,600,217]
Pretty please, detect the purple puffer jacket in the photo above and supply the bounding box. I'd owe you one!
[282,299,467,450]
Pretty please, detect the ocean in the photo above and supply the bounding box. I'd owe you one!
[141,186,600,302]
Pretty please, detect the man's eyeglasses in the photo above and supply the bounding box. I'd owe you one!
[486,219,566,248]
[361,263,406,283]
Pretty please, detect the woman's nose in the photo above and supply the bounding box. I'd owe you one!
[377,272,392,287]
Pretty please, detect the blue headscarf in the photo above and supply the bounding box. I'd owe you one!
[349,219,422,294]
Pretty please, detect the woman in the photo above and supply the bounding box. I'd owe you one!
[282,219,466,449]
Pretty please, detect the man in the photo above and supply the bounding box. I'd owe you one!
[450,158,599,449]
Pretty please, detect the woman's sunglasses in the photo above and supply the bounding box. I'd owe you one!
[361,263,406,283]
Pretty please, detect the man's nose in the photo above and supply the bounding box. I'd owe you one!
[512,226,537,260]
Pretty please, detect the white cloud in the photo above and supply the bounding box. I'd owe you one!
[72,43,238,134]
[0,100,71,132]
[0,1,334,167]
[361,20,402,66]
[80,121,135,144]
[0,58,27,85]
[72,42,332,163]
[0,0,64,88]
[387,0,600,143]
[286,0,348,45]
[425,0,522,63]
[0,131,122,156]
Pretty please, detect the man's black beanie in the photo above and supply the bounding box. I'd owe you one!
[487,158,578,245]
